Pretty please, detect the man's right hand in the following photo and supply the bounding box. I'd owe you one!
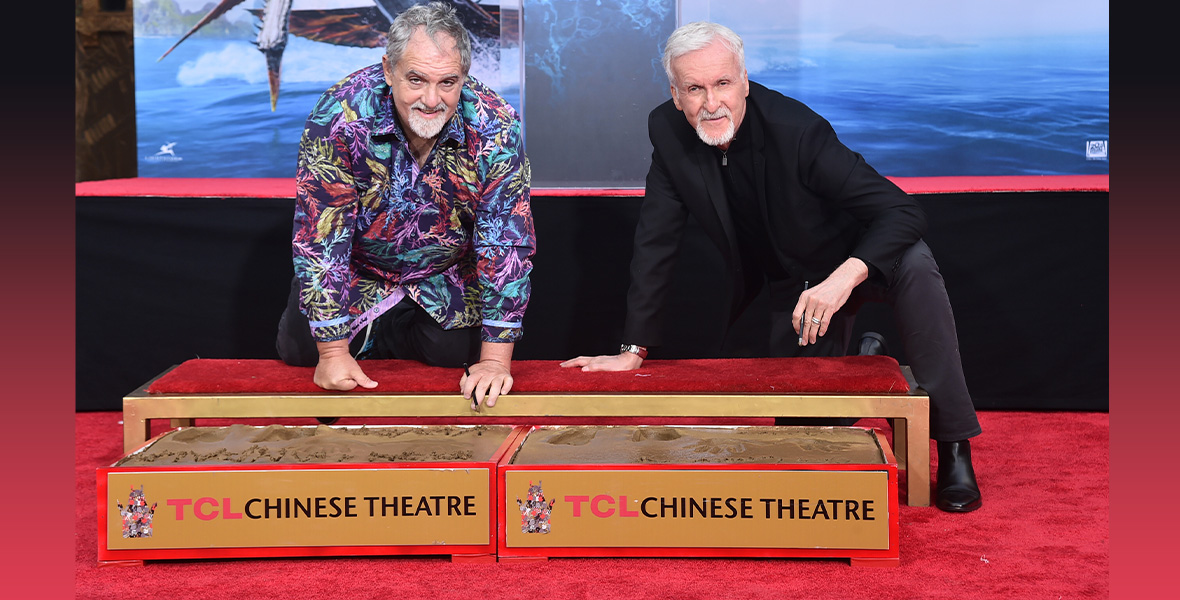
[314,340,378,391]
[560,352,644,372]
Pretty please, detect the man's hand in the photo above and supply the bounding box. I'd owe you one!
[794,257,870,346]
[462,359,513,410]
[313,340,378,391]
[560,352,644,372]
[462,341,516,410]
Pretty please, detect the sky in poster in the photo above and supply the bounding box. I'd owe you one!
[687,0,1106,37]
[136,0,1107,179]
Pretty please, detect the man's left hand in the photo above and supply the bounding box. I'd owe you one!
[461,359,513,410]
[794,257,870,346]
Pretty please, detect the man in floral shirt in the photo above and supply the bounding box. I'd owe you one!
[276,2,534,409]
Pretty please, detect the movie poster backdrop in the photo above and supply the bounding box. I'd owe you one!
[134,0,1108,186]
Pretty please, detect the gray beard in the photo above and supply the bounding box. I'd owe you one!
[695,114,735,147]
[407,103,449,140]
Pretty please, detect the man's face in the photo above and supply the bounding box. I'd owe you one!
[382,28,465,144]
[669,40,749,149]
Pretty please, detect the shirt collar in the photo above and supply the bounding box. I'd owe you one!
[729,105,755,152]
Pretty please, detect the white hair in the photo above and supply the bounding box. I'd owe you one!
[661,21,746,86]
[386,1,472,75]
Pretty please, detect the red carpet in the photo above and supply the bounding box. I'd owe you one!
[147,357,909,395]
[75,411,1108,599]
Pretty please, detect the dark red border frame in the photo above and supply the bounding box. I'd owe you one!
[96,426,529,564]
[496,426,900,566]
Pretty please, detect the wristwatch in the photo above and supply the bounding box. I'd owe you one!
[619,344,649,359]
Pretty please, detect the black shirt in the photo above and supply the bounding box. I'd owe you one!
[716,108,788,281]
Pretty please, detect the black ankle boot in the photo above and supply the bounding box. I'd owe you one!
[858,332,888,356]
[935,440,982,512]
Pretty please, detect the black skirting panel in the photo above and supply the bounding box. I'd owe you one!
[76,191,1107,412]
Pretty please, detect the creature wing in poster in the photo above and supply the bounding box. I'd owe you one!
[158,0,500,110]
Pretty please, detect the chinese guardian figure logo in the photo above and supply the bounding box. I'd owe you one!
[116,485,158,538]
[516,481,556,534]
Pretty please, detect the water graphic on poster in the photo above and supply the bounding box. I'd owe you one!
[689,0,1109,177]
[134,0,1107,181]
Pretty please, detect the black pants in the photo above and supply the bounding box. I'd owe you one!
[275,277,480,368]
[766,240,981,442]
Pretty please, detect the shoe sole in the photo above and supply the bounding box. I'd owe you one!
[935,499,982,513]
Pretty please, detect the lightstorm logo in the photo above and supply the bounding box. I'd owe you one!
[145,141,184,163]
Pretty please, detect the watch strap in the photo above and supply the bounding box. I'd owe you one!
[619,344,649,359]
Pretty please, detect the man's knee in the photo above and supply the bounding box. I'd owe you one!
[276,323,319,367]
[415,328,480,368]
[381,299,479,367]
[276,276,319,367]
[892,240,945,290]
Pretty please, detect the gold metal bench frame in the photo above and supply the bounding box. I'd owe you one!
[122,366,930,506]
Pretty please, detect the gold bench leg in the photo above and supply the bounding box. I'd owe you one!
[889,416,928,507]
[124,414,149,454]
[890,417,907,470]
[895,366,931,507]
[907,416,931,507]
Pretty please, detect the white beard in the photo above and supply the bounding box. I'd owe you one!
[694,107,736,147]
[407,101,449,140]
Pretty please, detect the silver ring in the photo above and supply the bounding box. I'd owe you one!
[810,317,821,324]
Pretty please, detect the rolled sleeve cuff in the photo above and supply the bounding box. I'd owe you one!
[482,319,523,343]
[308,317,351,343]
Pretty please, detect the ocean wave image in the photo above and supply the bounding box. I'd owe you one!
[134,0,1106,180]
[747,34,1108,176]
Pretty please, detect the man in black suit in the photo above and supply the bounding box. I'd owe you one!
[561,21,982,512]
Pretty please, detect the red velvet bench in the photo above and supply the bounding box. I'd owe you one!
[122,356,930,506]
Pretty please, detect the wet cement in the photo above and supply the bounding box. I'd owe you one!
[509,426,886,465]
[116,424,515,465]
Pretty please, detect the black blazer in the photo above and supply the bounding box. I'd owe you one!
[622,82,927,347]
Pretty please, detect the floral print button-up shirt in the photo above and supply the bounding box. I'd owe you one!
[293,64,534,345]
